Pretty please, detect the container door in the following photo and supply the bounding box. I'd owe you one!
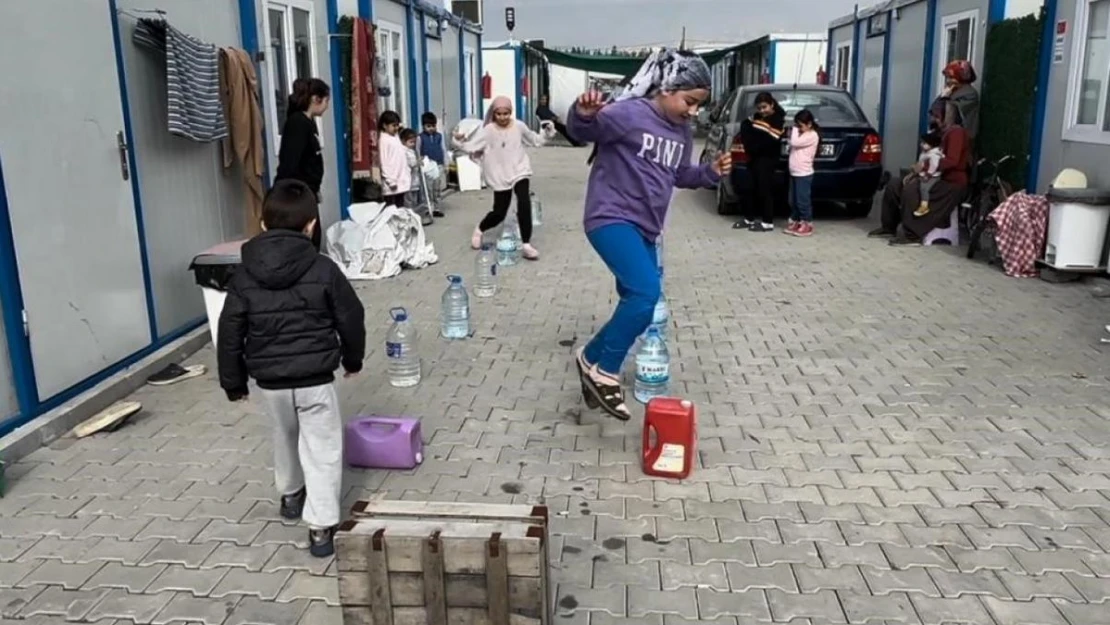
[0,1,150,399]
[860,36,885,129]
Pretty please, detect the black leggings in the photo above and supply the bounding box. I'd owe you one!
[746,157,777,224]
[480,178,533,243]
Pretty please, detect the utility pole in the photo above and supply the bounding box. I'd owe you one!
[680,26,686,51]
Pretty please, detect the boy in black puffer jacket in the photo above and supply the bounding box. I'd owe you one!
[217,179,365,557]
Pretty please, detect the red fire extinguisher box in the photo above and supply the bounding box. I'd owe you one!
[642,397,696,479]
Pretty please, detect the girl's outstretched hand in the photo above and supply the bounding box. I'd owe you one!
[712,152,733,176]
[575,91,605,117]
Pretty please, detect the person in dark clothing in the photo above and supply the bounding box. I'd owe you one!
[418,111,447,217]
[275,78,330,250]
[536,94,584,146]
[735,92,786,232]
[870,101,970,244]
[217,179,366,559]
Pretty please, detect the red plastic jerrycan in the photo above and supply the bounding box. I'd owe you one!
[642,398,696,479]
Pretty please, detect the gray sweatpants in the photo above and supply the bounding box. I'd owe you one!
[256,383,343,529]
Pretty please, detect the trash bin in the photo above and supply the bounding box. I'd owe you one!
[189,240,247,347]
[1044,187,1110,270]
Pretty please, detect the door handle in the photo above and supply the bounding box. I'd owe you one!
[116,131,130,181]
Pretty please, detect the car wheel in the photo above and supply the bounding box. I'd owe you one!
[846,200,873,218]
[717,180,739,215]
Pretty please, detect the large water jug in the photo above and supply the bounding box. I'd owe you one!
[440,275,470,339]
[386,307,421,387]
[634,327,670,404]
[496,214,521,266]
[530,192,543,227]
[474,244,498,297]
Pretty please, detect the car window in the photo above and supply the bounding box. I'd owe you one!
[738,90,864,124]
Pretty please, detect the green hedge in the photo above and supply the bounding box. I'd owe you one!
[978,10,1043,190]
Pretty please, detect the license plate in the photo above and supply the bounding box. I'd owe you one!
[819,143,836,157]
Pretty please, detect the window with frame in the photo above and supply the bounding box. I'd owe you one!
[377,22,407,124]
[264,0,320,151]
[834,44,852,91]
[1066,0,1110,140]
[464,49,477,117]
[938,10,977,92]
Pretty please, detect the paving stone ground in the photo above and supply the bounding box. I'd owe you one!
[3,146,1110,625]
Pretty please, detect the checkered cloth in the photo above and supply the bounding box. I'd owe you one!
[988,191,1048,278]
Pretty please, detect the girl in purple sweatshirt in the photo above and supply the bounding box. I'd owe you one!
[567,48,731,421]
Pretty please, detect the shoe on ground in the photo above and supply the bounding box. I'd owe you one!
[867,227,896,237]
[521,243,540,260]
[433,210,445,218]
[888,235,921,246]
[749,221,774,232]
[784,221,799,235]
[793,222,814,237]
[421,215,434,226]
[471,227,483,250]
[309,526,337,558]
[280,487,306,520]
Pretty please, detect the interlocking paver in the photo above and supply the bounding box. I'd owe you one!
[2,148,1110,624]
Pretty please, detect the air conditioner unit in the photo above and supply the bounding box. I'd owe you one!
[450,0,482,25]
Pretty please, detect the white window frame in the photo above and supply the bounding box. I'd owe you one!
[1063,0,1110,144]
[262,0,322,155]
[463,47,477,118]
[936,9,980,95]
[376,20,409,126]
[834,43,852,91]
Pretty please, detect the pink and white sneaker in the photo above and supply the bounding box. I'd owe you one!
[521,243,540,260]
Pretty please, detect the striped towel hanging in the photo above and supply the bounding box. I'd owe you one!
[134,18,229,143]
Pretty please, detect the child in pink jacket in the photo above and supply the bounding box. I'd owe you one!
[378,110,411,206]
[786,109,819,237]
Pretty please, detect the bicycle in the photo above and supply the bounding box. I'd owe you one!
[963,154,1016,261]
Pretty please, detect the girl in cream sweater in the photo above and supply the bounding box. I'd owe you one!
[453,96,554,260]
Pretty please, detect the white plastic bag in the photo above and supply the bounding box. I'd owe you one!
[452,117,485,144]
[325,202,438,280]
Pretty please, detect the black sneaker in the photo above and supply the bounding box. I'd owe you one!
[280,487,306,520]
[433,209,445,218]
[888,235,922,246]
[749,222,774,232]
[867,227,897,237]
[309,526,337,558]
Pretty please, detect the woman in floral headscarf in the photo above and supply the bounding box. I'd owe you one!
[938,60,979,143]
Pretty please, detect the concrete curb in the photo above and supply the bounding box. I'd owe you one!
[0,327,210,464]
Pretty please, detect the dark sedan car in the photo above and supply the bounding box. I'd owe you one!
[699,84,884,218]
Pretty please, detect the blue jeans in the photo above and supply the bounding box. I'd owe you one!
[790,174,814,221]
[583,223,660,375]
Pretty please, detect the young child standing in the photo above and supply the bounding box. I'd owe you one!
[419,112,447,218]
[786,109,819,237]
[566,49,730,420]
[218,179,366,558]
[378,110,411,207]
[401,128,433,226]
[452,96,554,260]
[913,132,944,217]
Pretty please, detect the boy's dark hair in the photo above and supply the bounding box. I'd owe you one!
[262,179,318,232]
[421,111,438,126]
[921,131,942,148]
[400,128,418,143]
[379,110,401,127]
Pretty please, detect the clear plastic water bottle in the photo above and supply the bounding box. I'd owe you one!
[496,214,521,266]
[530,192,543,227]
[474,244,498,297]
[645,290,669,339]
[440,275,470,339]
[386,307,421,387]
[634,327,670,403]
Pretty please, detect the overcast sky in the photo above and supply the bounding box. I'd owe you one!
[479,0,864,48]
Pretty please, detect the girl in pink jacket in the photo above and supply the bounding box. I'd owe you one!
[786,109,819,237]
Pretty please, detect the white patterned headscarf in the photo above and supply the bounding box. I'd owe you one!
[610,48,712,102]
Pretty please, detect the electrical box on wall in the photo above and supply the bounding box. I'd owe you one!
[450,0,483,25]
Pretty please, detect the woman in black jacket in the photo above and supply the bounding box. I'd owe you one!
[275,77,330,249]
[735,92,786,232]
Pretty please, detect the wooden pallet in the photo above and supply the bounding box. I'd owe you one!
[337,503,551,625]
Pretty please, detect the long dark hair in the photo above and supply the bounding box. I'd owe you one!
[795,108,819,131]
[288,78,330,114]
